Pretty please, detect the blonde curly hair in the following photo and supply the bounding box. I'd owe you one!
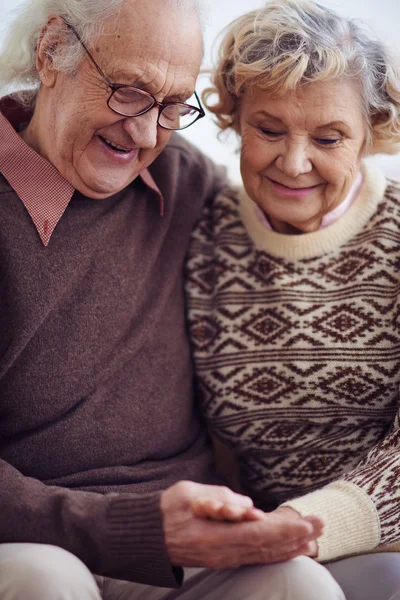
[205,0,400,155]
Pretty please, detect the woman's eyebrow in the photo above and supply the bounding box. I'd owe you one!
[252,110,286,124]
[314,120,348,131]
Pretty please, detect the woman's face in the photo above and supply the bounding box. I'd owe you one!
[239,79,367,234]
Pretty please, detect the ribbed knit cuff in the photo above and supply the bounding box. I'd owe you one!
[282,481,381,562]
[105,492,183,588]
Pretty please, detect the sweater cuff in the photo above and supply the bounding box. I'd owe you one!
[282,481,381,562]
[105,492,182,587]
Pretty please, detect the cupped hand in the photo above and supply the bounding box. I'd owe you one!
[273,506,321,558]
[161,481,323,569]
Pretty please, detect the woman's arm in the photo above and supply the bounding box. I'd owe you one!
[282,397,400,561]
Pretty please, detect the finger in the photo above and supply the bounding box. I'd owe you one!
[206,515,316,552]
[213,505,266,522]
[212,486,254,509]
[255,516,315,543]
[264,531,322,557]
[192,499,226,520]
[303,516,324,539]
[193,499,257,522]
[174,482,253,510]
[300,540,319,557]
[192,491,255,516]
[243,533,321,565]
[304,514,325,530]
[241,507,266,521]
[219,504,253,521]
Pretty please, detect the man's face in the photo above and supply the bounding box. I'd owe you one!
[35,0,203,198]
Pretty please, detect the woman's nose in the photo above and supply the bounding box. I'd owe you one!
[275,139,313,177]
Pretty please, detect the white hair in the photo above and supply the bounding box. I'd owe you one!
[0,0,203,103]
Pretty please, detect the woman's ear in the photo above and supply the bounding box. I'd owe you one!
[36,15,67,88]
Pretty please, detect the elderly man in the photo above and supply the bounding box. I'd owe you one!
[0,0,344,598]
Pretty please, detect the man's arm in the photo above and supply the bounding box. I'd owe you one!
[0,459,179,586]
[1,459,325,582]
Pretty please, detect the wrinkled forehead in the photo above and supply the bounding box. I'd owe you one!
[92,0,203,99]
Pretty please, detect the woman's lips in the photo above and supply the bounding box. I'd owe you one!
[267,177,321,198]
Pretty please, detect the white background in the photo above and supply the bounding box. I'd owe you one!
[1,0,400,181]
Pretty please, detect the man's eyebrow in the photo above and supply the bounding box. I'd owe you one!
[164,92,195,103]
[107,67,152,90]
[108,72,194,103]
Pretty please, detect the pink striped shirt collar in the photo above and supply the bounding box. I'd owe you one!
[0,98,163,247]
[255,172,363,232]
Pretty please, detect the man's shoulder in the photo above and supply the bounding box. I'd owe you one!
[149,133,228,205]
[154,133,219,174]
[161,133,212,166]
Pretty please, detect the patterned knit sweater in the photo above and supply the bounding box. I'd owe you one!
[185,164,400,562]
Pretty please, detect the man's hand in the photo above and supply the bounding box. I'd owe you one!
[161,481,324,569]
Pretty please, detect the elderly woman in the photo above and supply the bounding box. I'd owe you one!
[185,1,400,599]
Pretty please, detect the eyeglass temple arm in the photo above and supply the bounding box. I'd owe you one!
[194,91,205,115]
[63,19,114,87]
[63,18,204,115]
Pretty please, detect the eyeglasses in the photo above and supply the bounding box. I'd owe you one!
[64,22,205,131]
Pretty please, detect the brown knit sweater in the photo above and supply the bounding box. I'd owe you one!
[185,164,400,562]
[0,133,225,586]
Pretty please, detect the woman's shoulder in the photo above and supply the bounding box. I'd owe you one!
[384,177,400,200]
[191,184,248,242]
[375,175,400,224]
[211,183,243,215]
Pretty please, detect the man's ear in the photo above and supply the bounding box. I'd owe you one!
[36,15,67,88]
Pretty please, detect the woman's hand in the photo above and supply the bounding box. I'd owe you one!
[273,506,320,558]
[190,494,321,557]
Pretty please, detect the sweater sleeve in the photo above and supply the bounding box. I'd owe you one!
[0,459,182,587]
[282,396,400,562]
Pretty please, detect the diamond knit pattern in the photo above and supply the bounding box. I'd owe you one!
[185,170,400,546]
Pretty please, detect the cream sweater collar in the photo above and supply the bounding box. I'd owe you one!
[239,164,386,261]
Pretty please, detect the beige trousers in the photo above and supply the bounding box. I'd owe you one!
[0,543,344,600]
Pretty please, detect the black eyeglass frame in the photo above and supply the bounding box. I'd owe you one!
[64,21,206,131]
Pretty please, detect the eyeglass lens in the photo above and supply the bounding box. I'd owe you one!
[109,87,201,130]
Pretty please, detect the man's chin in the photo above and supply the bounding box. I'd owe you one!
[75,173,140,199]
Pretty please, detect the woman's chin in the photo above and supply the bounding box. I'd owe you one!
[269,213,322,234]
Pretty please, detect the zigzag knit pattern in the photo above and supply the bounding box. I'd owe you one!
[185,165,400,557]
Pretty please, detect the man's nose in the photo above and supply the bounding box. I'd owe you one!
[275,139,312,178]
[122,108,159,149]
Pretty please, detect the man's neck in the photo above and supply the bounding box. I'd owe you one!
[18,93,49,159]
